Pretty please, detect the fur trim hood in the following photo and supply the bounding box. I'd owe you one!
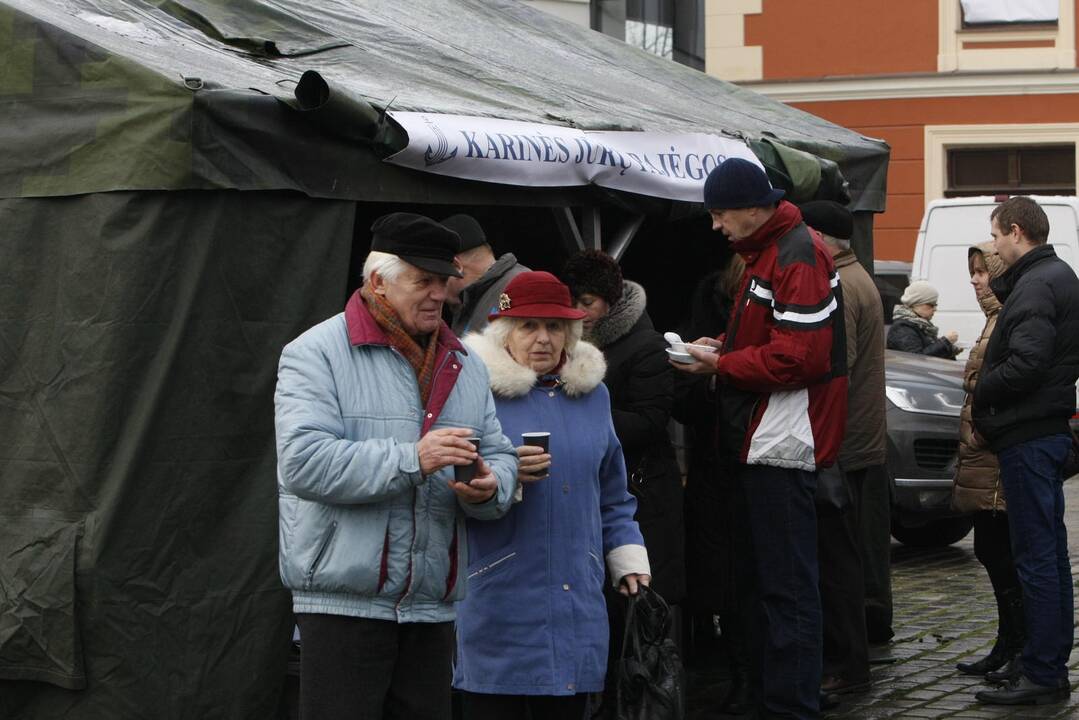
[464,324,607,399]
[587,280,647,349]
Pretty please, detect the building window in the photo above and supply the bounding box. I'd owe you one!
[946,145,1076,197]
[938,0,1074,71]
[591,0,705,70]
[960,0,1058,27]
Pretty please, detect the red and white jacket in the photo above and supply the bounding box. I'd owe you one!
[713,201,848,471]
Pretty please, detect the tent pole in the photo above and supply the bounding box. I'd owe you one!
[604,214,644,261]
[581,207,601,250]
[551,207,585,254]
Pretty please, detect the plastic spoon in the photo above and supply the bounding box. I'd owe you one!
[663,331,683,347]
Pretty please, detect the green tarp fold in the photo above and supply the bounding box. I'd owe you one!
[0,192,354,717]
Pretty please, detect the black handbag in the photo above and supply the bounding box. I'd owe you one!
[615,585,685,720]
[814,464,852,514]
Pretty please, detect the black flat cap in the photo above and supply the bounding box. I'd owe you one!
[800,200,854,240]
[440,214,488,252]
[370,212,463,277]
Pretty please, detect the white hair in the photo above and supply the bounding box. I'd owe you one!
[362,251,408,284]
[485,316,583,354]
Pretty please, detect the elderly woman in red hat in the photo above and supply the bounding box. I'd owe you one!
[453,270,651,720]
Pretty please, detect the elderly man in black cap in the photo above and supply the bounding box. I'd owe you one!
[441,214,530,336]
[274,212,518,720]
[674,158,849,720]
[801,201,887,697]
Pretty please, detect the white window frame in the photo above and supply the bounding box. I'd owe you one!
[938,0,1075,71]
[924,123,1079,202]
[704,0,762,82]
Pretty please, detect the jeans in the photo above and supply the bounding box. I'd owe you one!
[738,464,822,719]
[296,613,454,720]
[998,434,1074,686]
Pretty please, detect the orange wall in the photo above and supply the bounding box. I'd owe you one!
[790,93,1079,260]
[745,0,937,80]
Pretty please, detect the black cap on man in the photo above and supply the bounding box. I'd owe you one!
[800,200,854,241]
[370,212,463,277]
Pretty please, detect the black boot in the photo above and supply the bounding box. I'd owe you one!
[716,608,754,716]
[956,589,1013,675]
[720,660,752,715]
[987,656,1022,684]
[986,588,1026,683]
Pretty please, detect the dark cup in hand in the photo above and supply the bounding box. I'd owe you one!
[521,432,550,479]
[454,437,482,485]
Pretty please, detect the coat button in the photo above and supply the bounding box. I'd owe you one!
[548,391,555,398]
[567,683,575,691]
[562,583,570,591]
[452,364,458,370]
[562,485,569,494]
[426,412,433,418]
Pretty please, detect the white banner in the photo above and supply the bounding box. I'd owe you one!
[384,112,762,202]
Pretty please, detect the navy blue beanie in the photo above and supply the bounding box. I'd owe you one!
[703,157,785,210]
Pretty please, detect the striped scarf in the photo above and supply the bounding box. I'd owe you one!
[361,284,440,406]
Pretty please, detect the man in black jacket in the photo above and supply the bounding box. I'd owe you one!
[972,196,1079,706]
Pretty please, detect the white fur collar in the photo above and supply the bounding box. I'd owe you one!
[464,330,607,399]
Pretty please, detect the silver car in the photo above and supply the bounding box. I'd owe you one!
[883,350,972,547]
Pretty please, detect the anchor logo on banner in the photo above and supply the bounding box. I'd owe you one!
[422,116,458,166]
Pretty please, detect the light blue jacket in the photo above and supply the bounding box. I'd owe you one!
[275,292,517,623]
[453,328,649,695]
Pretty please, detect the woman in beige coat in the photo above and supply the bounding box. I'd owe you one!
[952,243,1024,679]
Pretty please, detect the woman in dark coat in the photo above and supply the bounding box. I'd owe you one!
[562,250,686,717]
[886,280,960,358]
[561,250,686,604]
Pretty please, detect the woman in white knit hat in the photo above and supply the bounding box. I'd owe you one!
[886,280,961,358]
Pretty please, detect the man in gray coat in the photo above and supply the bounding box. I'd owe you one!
[442,214,529,336]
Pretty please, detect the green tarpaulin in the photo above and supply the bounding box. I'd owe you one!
[0,2,889,718]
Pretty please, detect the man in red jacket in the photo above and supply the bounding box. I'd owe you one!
[676,158,848,720]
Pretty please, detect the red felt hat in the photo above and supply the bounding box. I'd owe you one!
[488,271,588,321]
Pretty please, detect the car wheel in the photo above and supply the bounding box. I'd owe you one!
[891,516,974,547]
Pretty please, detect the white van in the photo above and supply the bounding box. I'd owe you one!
[911,196,1079,351]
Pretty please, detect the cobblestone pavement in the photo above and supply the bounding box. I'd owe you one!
[824,476,1079,719]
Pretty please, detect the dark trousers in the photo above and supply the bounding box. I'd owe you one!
[998,434,1074,687]
[972,510,1021,595]
[296,613,454,720]
[817,479,870,683]
[846,465,894,643]
[739,464,822,719]
[684,451,751,667]
[459,691,587,720]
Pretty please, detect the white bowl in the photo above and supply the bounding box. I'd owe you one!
[665,348,695,364]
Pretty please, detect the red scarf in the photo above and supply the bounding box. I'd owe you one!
[361,284,440,406]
